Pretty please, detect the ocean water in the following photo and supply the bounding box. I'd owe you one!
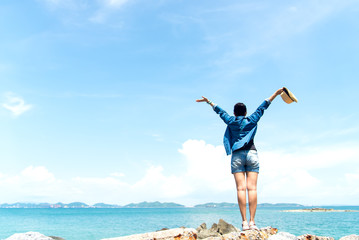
[0,206,358,240]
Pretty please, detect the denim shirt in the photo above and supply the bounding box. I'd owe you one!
[213,100,271,155]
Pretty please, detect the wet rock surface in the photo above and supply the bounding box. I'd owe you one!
[339,235,359,240]
[5,232,62,240]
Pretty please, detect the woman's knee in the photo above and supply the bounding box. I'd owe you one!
[236,184,247,192]
[246,184,257,191]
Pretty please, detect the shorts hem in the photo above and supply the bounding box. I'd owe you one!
[232,170,259,174]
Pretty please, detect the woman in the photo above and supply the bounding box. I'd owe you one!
[196,88,283,231]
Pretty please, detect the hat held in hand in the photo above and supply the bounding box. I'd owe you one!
[281,87,298,104]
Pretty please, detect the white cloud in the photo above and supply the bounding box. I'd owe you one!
[179,139,232,192]
[21,166,56,182]
[132,166,190,199]
[258,145,359,204]
[346,170,359,183]
[2,93,33,117]
[345,170,359,195]
[1,140,358,205]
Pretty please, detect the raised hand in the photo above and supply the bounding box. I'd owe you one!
[268,87,285,102]
[275,87,284,96]
[196,96,210,103]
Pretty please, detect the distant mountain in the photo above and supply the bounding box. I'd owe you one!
[93,203,120,208]
[0,201,305,209]
[194,202,237,208]
[66,202,89,208]
[123,201,185,208]
[258,203,304,208]
[0,202,51,208]
[0,202,91,208]
[194,202,305,208]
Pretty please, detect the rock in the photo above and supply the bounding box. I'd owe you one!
[198,229,221,239]
[49,237,65,240]
[157,228,170,232]
[268,232,297,240]
[221,226,278,240]
[196,219,277,240]
[196,223,207,233]
[297,234,334,240]
[196,219,239,239]
[217,219,239,235]
[5,232,54,240]
[196,222,221,239]
[339,235,359,240]
[101,228,197,240]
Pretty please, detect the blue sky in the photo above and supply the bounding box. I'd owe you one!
[1,0,359,206]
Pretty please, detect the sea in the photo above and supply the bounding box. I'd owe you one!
[0,206,358,240]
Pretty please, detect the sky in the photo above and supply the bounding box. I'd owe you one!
[1,0,359,206]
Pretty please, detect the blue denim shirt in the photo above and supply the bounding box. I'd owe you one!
[213,100,271,155]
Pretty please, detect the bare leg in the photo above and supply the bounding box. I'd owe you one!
[233,172,247,222]
[246,171,258,223]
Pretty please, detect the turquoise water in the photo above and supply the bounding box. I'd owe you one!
[0,206,358,240]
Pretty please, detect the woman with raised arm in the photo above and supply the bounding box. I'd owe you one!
[196,88,284,231]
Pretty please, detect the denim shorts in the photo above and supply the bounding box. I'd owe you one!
[231,150,259,173]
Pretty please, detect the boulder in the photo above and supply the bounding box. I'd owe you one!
[101,228,197,240]
[339,235,359,240]
[197,219,239,239]
[217,219,239,235]
[196,222,221,239]
[5,232,54,240]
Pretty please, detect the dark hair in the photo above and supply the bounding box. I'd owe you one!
[234,102,247,116]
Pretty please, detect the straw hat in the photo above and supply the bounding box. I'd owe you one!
[281,87,298,104]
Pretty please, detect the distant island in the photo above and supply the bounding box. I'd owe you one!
[0,201,307,209]
[194,202,304,208]
[283,207,359,212]
[0,201,185,209]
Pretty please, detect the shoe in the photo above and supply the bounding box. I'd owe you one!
[242,221,250,231]
[249,221,259,231]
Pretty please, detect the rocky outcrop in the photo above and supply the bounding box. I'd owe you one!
[219,226,278,240]
[101,227,197,240]
[101,220,278,240]
[6,221,358,240]
[5,232,60,240]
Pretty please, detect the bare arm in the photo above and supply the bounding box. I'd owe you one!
[196,96,215,107]
[268,88,284,102]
